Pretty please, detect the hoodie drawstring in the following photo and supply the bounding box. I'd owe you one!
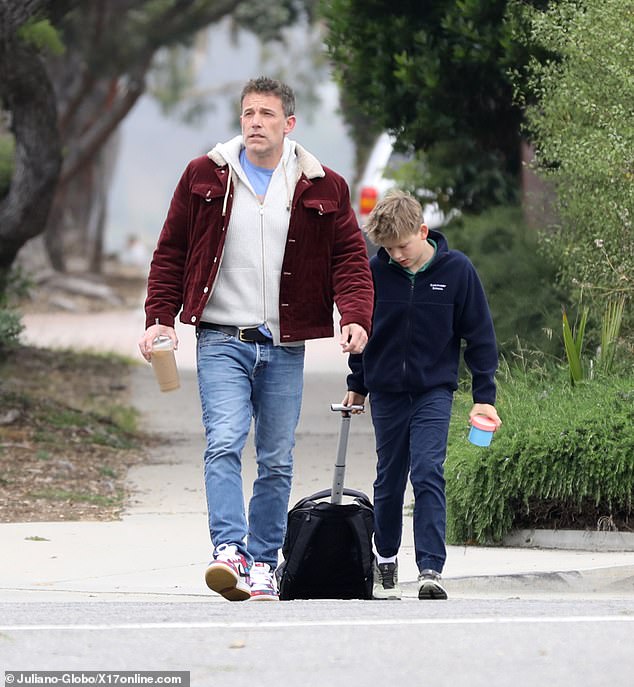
[222,169,232,217]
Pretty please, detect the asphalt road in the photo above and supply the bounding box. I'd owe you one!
[2,598,634,686]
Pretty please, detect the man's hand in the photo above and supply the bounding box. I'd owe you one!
[341,390,366,414]
[340,323,368,354]
[138,324,178,362]
[469,403,502,430]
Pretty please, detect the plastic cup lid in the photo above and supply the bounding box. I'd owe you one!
[471,415,497,432]
[152,335,173,351]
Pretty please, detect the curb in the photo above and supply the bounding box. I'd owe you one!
[401,564,634,596]
[502,529,634,553]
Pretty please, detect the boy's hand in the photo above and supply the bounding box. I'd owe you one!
[469,403,502,430]
[341,391,366,413]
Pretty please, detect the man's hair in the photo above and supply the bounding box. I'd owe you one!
[365,190,424,246]
[240,76,295,117]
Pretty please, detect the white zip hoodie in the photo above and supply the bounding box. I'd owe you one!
[201,136,300,345]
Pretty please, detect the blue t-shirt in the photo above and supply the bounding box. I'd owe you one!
[240,148,274,197]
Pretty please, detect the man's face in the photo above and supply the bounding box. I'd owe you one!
[240,92,296,169]
[381,224,431,272]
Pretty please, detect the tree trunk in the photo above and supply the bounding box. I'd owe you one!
[521,140,558,230]
[41,67,134,273]
[0,6,62,275]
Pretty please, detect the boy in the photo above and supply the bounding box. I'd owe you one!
[342,190,501,600]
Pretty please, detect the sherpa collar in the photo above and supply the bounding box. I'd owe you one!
[207,136,325,181]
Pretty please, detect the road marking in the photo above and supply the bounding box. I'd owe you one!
[1,615,634,631]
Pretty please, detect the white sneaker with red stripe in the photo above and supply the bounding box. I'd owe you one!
[249,562,279,601]
[204,544,251,601]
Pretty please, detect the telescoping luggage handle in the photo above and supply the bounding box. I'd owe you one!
[330,403,364,505]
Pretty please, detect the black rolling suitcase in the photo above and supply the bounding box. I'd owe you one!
[277,404,374,600]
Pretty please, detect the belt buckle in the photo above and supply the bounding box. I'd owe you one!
[239,326,268,343]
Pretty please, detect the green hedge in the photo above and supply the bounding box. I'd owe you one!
[445,372,634,544]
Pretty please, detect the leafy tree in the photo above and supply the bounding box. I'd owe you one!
[43,0,319,273]
[1,0,317,279]
[320,0,549,212]
[520,0,633,324]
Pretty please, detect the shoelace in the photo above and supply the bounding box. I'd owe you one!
[251,564,274,589]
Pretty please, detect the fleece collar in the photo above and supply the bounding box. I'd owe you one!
[207,136,325,181]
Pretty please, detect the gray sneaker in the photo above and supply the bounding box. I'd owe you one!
[418,569,448,600]
[372,559,402,600]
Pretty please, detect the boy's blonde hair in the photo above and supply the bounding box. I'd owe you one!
[364,190,424,246]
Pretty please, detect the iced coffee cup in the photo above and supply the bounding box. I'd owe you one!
[151,334,180,392]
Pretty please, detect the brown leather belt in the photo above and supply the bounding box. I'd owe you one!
[198,322,271,343]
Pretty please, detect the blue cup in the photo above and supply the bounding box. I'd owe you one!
[468,415,497,447]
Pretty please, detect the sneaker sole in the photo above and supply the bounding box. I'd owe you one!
[372,586,402,600]
[418,581,448,600]
[205,565,251,601]
[373,593,402,600]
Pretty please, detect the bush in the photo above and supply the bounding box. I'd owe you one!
[0,309,24,353]
[0,268,30,354]
[445,370,634,544]
[444,205,567,358]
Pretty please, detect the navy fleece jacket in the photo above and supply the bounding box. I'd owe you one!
[347,229,498,404]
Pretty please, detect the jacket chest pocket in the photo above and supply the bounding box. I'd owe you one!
[191,183,225,206]
[300,198,339,239]
[189,183,227,229]
[302,199,338,216]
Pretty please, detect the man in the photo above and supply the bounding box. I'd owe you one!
[138,77,373,601]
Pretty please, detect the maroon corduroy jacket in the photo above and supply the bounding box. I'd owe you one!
[144,153,373,343]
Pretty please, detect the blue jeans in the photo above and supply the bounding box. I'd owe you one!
[370,388,453,574]
[196,328,305,569]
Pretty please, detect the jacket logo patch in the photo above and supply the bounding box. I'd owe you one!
[430,283,447,291]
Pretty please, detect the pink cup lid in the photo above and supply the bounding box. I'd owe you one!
[471,415,497,432]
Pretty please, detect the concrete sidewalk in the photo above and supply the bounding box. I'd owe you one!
[3,320,634,601]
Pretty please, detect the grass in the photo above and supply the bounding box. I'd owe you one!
[445,365,634,543]
[0,345,150,522]
[28,489,124,507]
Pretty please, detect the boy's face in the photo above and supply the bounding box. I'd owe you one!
[381,223,432,272]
